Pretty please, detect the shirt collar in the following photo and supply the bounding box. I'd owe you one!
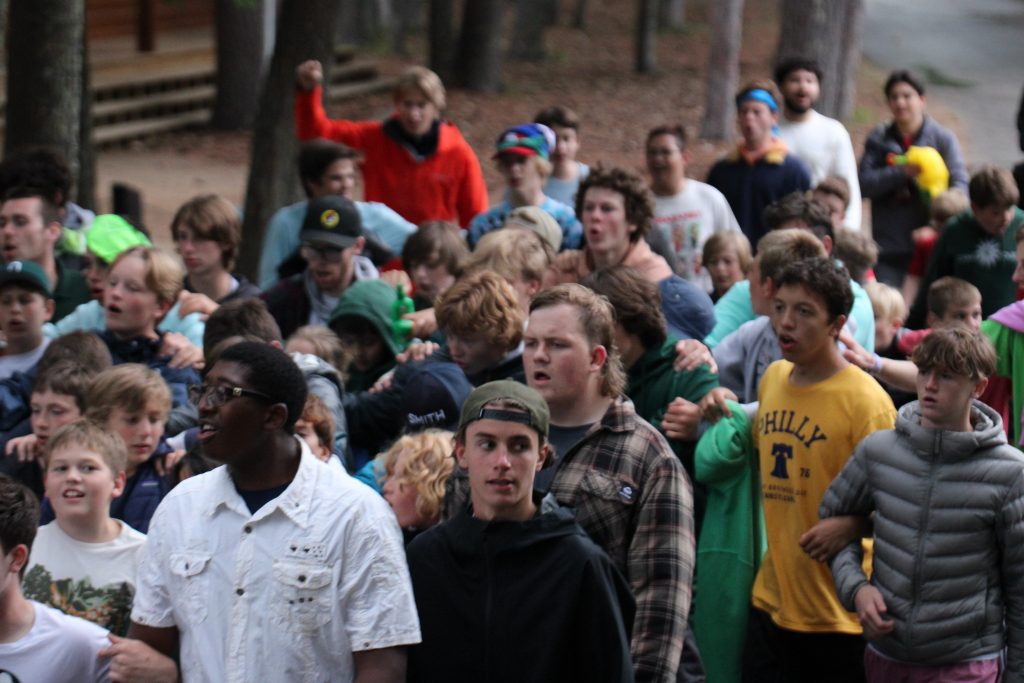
[201,438,319,528]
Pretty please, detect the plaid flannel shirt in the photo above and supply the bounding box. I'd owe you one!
[446,397,694,682]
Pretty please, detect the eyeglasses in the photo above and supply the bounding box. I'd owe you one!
[300,244,344,263]
[188,384,273,408]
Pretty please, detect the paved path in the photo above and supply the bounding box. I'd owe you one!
[863,0,1024,169]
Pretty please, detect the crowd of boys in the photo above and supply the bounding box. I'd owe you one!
[1,52,1023,683]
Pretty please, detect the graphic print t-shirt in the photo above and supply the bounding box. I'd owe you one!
[23,521,147,635]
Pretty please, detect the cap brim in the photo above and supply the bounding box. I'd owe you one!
[300,230,360,250]
[492,146,538,160]
[0,273,51,298]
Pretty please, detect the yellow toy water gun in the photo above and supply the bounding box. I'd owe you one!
[887,146,949,201]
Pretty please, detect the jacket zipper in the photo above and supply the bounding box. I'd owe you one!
[906,430,940,652]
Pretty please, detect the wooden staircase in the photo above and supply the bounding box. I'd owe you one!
[0,43,395,147]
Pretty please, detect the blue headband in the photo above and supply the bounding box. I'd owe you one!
[740,88,778,113]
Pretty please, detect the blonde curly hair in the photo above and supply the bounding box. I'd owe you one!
[380,430,455,524]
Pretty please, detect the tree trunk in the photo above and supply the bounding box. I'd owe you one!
[659,0,684,30]
[213,0,266,130]
[235,0,344,282]
[510,0,549,61]
[456,0,504,92]
[77,27,96,210]
[699,0,743,140]
[392,0,422,55]
[834,0,865,121]
[543,0,560,25]
[428,0,456,83]
[573,0,588,29]
[775,0,863,120]
[635,0,657,74]
[5,0,84,184]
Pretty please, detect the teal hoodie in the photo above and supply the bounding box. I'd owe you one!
[329,280,402,392]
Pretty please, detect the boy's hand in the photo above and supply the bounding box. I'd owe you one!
[662,397,701,441]
[673,338,717,373]
[394,341,439,366]
[176,291,219,320]
[379,269,412,290]
[295,60,323,90]
[369,369,396,394]
[159,333,204,370]
[839,330,875,372]
[799,515,870,563]
[698,387,738,423]
[6,433,42,464]
[100,634,179,683]
[854,585,895,640]
[404,308,437,339]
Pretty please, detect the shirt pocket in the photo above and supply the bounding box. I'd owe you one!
[272,560,334,633]
[575,469,637,563]
[169,552,211,626]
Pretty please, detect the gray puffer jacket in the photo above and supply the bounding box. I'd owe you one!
[820,400,1024,676]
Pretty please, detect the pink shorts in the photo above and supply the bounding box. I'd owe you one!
[864,646,1001,683]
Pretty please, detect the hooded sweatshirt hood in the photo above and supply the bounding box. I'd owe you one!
[328,279,403,357]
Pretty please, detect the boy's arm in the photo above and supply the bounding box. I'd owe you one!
[819,442,875,609]
[998,473,1024,679]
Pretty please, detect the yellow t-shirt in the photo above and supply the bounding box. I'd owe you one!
[752,360,896,634]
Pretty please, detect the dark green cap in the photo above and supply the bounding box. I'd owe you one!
[458,380,549,438]
[0,260,52,298]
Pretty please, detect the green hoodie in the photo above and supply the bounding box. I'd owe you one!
[329,280,402,392]
[692,400,765,683]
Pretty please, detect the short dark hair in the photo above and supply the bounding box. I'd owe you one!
[774,57,823,85]
[297,139,361,197]
[204,299,283,352]
[401,221,468,276]
[216,341,308,433]
[814,176,851,208]
[37,332,113,377]
[0,147,72,207]
[576,165,655,242]
[0,474,40,579]
[581,266,667,349]
[764,192,834,242]
[646,124,688,152]
[534,105,580,130]
[2,186,61,226]
[32,360,100,413]
[969,165,1020,209]
[774,257,853,322]
[884,70,925,98]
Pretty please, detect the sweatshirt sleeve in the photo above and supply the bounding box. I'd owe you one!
[294,85,378,149]
[937,125,969,191]
[859,126,909,200]
[695,401,753,487]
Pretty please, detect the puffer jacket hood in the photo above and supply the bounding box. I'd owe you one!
[895,399,1007,463]
[328,279,403,357]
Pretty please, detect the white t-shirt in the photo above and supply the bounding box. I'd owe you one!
[132,441,421,683]
[778,109,863,231]
[653,180,741,288]
[0,601,111,683]
[0,337,49,382]
[23,521,146,636]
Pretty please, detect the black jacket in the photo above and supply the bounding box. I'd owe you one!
[406,497,636,683]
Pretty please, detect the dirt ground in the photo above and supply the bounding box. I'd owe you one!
[94,0,956,247]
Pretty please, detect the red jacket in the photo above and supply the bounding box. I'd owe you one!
[295,86,488,227]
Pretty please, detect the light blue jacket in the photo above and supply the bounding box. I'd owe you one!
[43,300,205,349]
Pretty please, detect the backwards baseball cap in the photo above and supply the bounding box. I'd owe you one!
[85,214,151,264]
[401,362,473,433]
[300,196,363,249]
[458,380,549,439]
[0,260,52,298]
[503,206,563,253]
[493,123,555,160]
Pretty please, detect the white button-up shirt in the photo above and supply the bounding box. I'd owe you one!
[132,441,420,682]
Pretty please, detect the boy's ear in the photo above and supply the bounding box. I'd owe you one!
[973,376,989,399]
[926,311,937,328]
[821,235,834,255]
[43,297,55,323]
[454,439,468,470]
[263,402,290,431]
[6,543,29,577]
[110,470,128,500]
[830,313,848,338]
